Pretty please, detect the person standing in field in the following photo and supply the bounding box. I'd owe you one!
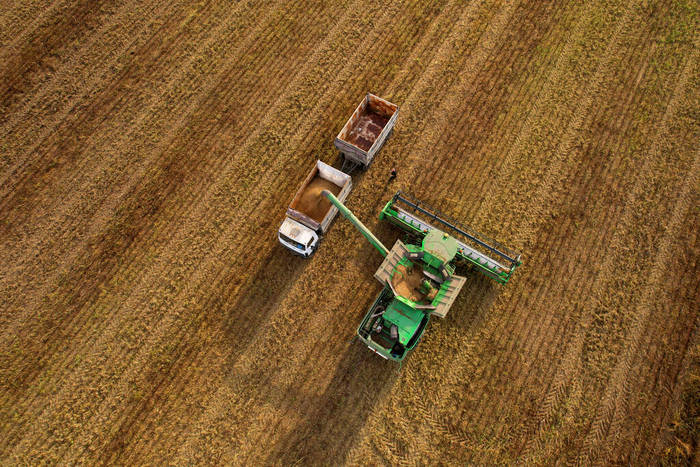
[389,167,397,181]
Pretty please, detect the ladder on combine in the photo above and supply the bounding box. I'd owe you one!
[379,191,522,284]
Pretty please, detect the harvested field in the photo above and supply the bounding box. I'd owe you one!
[0,0,698,464]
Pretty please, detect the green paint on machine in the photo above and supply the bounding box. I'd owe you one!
[323,190,522,362]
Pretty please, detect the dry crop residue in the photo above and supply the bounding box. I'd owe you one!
[0,0,697,465]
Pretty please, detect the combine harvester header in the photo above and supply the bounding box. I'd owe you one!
[380,191,521,284]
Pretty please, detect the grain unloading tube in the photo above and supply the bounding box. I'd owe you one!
[321,189,388,257]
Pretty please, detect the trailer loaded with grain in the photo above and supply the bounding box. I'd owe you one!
[277,160,352,256]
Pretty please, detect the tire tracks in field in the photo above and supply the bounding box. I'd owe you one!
[2,0,342,458]
[0,0,207,315]
[646,293,700,464]
[0,0,173,175]
[4,0,394,462]
[576,154,698,464]
[0,0,304,460]
[0,0,212,215]
[0,0,269,397]
[344,0,571,459]
[0,0,304,356]
[363,0,647,461]
[612,241,699,464]
[0,0,224,450]
[456,0,654,432]
[0,1,113,123]
[0,1,65,51]
[514,6,697,461]
[476,4,677,460]
[359,0,615,460]
[409,0,568,211]
[0,0,256,338]
[0,0,195,323]
[0,0,67,68]
[512,52,659,459]
[600,36,699,464]
[620,221,699,464]
[0,0,222,210]
[576,51,699,465]
[346,0,584,461]
[469,2,669,451]
[165,1,513,463]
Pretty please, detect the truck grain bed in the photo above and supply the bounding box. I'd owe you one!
[290,175,342,223]
[334,93,398,169]
[285,160,352,234]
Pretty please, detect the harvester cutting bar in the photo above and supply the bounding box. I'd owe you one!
[393,207,508,271]
[381,192,522,283]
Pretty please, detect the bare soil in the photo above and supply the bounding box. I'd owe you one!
[0,0,697,465]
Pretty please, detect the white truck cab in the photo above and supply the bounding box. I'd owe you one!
[278,217,319,257]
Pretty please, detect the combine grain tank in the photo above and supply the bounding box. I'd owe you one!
[334,93,399,171]
[278,160,352,257]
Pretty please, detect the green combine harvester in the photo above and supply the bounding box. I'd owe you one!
[323,190,521,362]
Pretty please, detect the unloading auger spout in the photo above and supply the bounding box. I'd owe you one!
[322,190,389,257]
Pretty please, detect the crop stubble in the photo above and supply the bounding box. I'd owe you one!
[0,0,697,464]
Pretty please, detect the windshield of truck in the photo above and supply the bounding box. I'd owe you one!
[279,233,304,250]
